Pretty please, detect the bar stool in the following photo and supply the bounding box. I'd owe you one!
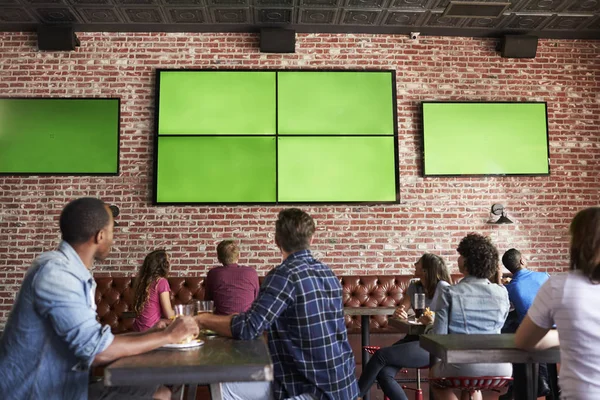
[429,376,513,400]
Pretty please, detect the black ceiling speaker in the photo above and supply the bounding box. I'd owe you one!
[260,28,295,53]
[37,25,80,51]
[500,35,538,59]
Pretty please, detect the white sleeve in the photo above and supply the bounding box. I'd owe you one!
[526,278,556,329]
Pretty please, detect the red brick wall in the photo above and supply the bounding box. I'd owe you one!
[0,32,598,325]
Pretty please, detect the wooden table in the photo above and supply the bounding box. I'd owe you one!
[420,334,560,400]
[344,306,397,400]
[104,336,273,400]
[388,317,427,336]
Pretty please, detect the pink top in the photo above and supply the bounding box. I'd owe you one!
[132,277,171,332]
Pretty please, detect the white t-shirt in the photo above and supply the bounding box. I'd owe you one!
[528,271,600,400]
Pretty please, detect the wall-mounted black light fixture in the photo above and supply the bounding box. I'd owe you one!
[489,203,513,224]
[109,205,120,226]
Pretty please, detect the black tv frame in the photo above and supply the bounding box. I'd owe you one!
[0,97,121,176]
[420,101,550,178]
[153,69,400,206]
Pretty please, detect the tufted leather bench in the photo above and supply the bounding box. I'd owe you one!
[94,274,462,363]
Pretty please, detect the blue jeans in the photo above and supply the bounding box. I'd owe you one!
[221,381,316,400]
[357,336,429,400]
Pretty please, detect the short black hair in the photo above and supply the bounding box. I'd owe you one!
[457,233,499,279]
[275,208,315,253]
[502,248,522,273]
[59,198,110,245]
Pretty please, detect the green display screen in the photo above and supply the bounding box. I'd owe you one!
[158,71,276,135]
[155,70,398,204]
[0,98,119,174]
[156,136,276,203]
[422,102,549,176]
[278,136,397,202]
[278,72,395,135]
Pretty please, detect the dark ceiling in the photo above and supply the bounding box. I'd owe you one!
[1,0,600,39]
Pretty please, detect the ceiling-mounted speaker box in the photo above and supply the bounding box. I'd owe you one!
[37,25,80,51]
[260,28,295,53]
[500,35,538,58]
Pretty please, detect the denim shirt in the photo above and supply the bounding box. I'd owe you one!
[0,241,114,400]
[432,275,509,335]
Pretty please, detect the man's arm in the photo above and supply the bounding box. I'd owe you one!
[93,316,198,366]
[196,314,234,337]
[34,261,198,369]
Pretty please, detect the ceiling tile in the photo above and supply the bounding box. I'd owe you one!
[0,7,34,20]
[77,6,122,21]
[167,7,205,21]
[298,7,337,22]
[34,6,79,21]
[256,7,293,23]
[123,6,163,21]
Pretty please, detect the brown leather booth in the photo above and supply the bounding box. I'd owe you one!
[95,275,462,363]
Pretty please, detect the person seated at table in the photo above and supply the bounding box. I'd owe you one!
[515,206,600,399]
[431,233,511,400]
[0,197,199,400]
[195,208,358,400]
[205,240,259,315]
[357,253,452,400]
[132,249,175,332]
[500,248,551,400]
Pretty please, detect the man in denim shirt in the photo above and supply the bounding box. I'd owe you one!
[0,198,198,400]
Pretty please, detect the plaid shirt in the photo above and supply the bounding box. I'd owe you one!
[231,250,358,400]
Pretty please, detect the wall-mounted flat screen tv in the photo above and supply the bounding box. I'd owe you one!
[154,70,399,205]
[0,98,120,174]
[422,102,550,176]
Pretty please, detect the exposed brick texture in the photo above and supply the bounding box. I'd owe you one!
[0,32,599,326]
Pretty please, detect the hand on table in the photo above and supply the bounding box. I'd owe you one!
[417,314,434,325]
[153,319,171,330]
[394,305,408,320]
[165,316,199,344]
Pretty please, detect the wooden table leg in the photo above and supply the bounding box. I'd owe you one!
[361,315,371,400]
[209,383,223,400]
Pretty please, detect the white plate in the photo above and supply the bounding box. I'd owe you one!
[161,339,204,350]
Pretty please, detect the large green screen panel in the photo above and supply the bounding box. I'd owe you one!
[277,136,397,202]
[156,136,276,203]
[277,71,395,135]
[0,98,119,174]
[158,71,276,135]
[422,102,549,176]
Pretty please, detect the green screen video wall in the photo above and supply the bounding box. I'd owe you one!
[0,98,120,174]
[422,102,549,176]
[154,70,398,204]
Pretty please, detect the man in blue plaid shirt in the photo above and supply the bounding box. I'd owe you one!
[196,208,358,400]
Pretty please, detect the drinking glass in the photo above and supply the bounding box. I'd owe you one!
[195,300,214,315]
[174,303,194,317]
[413,293,426,319]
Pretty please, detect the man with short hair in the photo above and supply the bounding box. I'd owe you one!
[500,248,551,400]
[503,248,549,324]
[205,240,259,315]
[196,208,358,400]
[0,197,198,400]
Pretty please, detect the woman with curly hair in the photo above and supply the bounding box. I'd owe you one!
[431,233,511,400]
[358,253,452,399]
[516,207,600,399]
[132,249,175,332]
